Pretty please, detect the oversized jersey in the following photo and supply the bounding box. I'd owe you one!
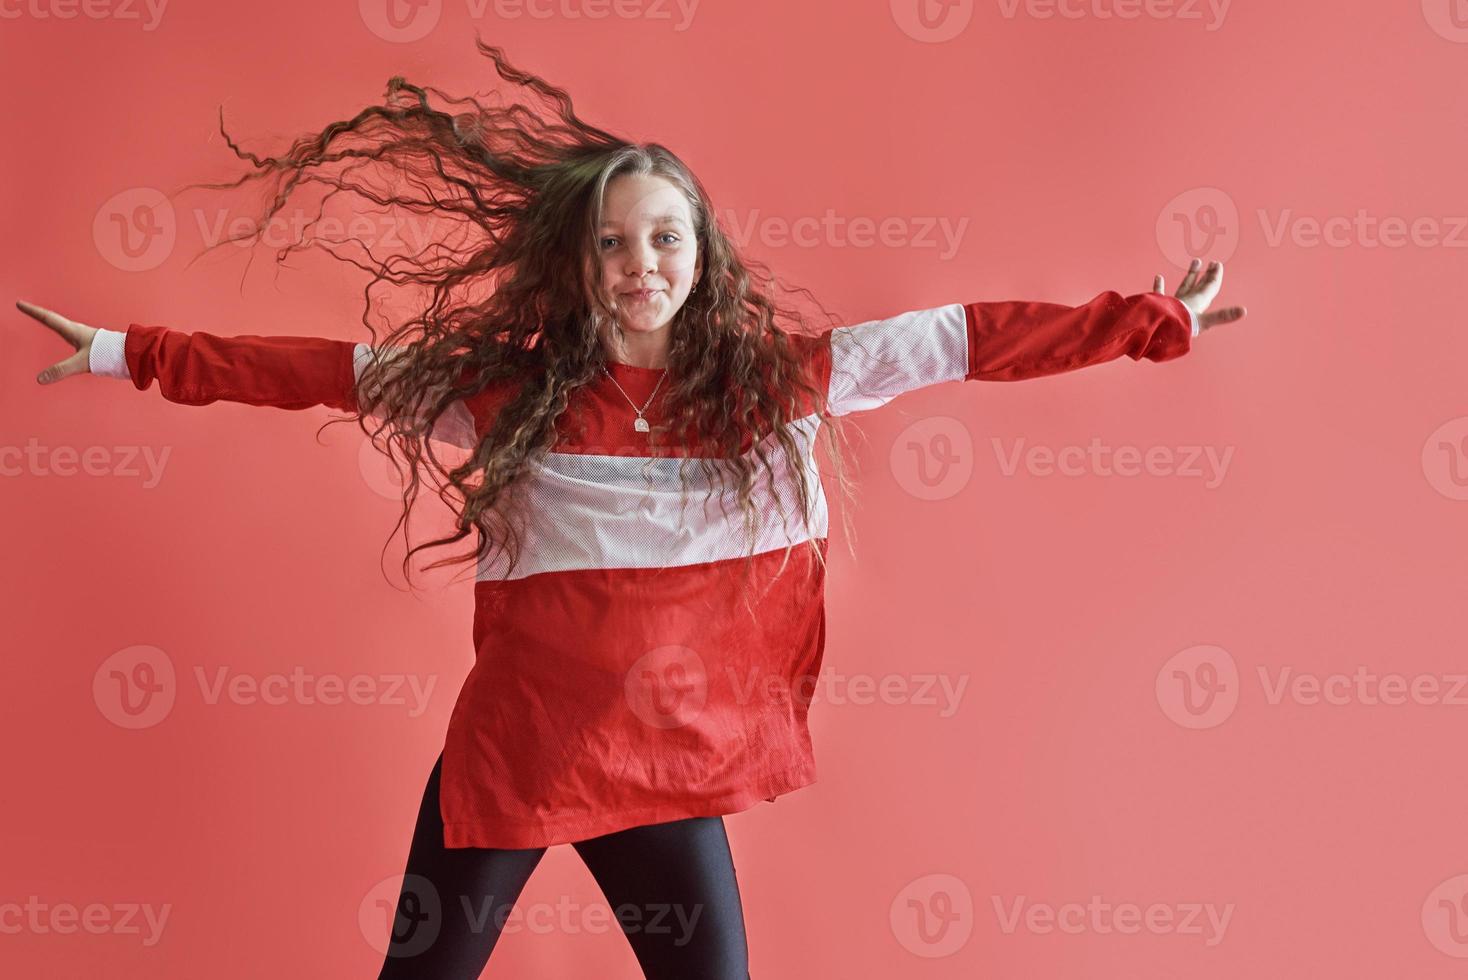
[88,290,1198,848]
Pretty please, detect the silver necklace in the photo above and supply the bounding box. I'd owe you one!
[601,363,667,433]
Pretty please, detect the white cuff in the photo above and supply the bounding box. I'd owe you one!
[1185,304,1200,338]
[89,327,132,379]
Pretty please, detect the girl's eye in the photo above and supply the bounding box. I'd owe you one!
[599,233,682,250]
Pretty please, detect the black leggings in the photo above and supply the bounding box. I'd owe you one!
[375,753,751,979]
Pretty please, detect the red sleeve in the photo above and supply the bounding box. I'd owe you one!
[802,290,1194,417]
[964,290,1192,381]
[122,323,360,411]
[120,322,484,449]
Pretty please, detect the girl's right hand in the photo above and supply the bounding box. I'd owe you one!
[1151,259,1247,336]
[16,300,100,385]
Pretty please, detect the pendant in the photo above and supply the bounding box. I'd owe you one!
[634,417,650,433]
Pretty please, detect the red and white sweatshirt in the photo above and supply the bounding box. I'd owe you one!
[89,290,1198,848]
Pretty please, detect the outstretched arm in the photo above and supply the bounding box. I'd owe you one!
[89,322,363,411]
[812,259,1243,417]
[99,322,480,450]
[18,300,479,450]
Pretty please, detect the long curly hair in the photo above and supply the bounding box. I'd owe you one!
[180,36,865,609]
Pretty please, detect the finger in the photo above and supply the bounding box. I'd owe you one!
[1199,306,1247,331]
[1153,275,1164,293]
[16,300,72,339]
[37,348,89,385]
[1177,258,1203,295]
[1174,258,1197,293]
[1196,261,1224,304]
[17,300,90,354]
[16,299,57,323]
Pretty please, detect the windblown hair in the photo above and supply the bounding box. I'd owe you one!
[180,36,865,610]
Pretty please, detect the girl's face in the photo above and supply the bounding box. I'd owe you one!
[592,172,703,341]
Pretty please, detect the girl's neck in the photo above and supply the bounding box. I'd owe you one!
[600,327,670,370]
[605,360,666,375]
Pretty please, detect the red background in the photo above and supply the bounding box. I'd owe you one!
[4,0,1465,976]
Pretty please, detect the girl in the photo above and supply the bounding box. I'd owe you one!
[18,39,1245,980]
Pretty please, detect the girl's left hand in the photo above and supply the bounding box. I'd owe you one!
[1154,259,1247,336]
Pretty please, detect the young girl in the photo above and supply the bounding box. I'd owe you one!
[18,39,1245,980]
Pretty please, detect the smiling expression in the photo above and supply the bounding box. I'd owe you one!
[591,172,703,348]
